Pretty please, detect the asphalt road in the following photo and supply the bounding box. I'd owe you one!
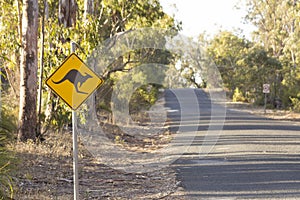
[164,88,300,200]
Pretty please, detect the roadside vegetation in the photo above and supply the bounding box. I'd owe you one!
[0,108,16,199]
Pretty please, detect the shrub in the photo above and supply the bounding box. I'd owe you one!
[233,87,246,102]
[0,109,16,199]
[290,97,300,113]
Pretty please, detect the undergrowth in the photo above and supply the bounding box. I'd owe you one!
[0,109,16,200]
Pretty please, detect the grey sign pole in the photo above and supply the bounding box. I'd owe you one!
[263,84,270,114]
[264,93,267,114]
[71,41,79,200]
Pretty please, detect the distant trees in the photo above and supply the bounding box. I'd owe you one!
[178,0,300,109]
[164,0,299,109]
[246,0,300,108]
[169,30,282,105]
[206,31,281,104]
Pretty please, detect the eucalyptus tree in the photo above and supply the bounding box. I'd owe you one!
[18,0,39,141]
[207,31,281,104]
[246,0,300,108]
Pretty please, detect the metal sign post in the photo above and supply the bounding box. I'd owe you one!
[45,41,104,200]
[264,93,267,114]
[263,84,270,114]
[71,41,79,200]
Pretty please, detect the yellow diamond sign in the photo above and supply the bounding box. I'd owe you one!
[46,53,103,110]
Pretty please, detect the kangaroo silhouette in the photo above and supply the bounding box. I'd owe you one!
[52,69,92,94]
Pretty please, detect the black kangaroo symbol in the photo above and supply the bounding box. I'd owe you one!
[52,69,93,94]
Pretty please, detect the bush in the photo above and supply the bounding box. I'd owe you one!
[232,87,246,102]
[290,97,300,113]
[0,109,16,199]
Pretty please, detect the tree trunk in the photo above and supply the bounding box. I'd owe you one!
[18,0,39,141]
[84,0,94,22]
[59,0,77,28]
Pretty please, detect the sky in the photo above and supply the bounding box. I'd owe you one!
[159,0,256,39]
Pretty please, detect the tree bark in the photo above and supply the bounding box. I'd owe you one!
[18,0,39,141]
[84,0,94,22]
[59,0,77,28]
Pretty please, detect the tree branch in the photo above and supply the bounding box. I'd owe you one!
[103,59,139,79]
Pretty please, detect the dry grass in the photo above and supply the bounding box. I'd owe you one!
[10,132,75,199]
[9,129,183,200]
[12,134,72,158]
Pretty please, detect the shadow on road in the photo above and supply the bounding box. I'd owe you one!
[175,154,300,199]
[165,88,300,199]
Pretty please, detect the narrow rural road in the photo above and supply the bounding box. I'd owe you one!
[164,88,300,200]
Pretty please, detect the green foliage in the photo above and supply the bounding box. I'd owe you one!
[233,88,246,102]
[0,0,179,132]
[45,101,72,131]
[0,0,21,96]
[129,84,160,113]
[246,0,300,108]
[290,97,300,112]
[112,62,167,115]
[166,36,212,88]
[0,109,17,199]
[207,31,249,92]
[114,135,125,144]
[37,0,178,130]
[207,31,281,104]
[0,0,21,60]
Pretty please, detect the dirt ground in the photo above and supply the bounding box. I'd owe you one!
[11,124,186,200]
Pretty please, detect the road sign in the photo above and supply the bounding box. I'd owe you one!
[46,53,103,110]
[263,84,270,94]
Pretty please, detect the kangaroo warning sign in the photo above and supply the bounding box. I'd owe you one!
[46,53,103,110]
